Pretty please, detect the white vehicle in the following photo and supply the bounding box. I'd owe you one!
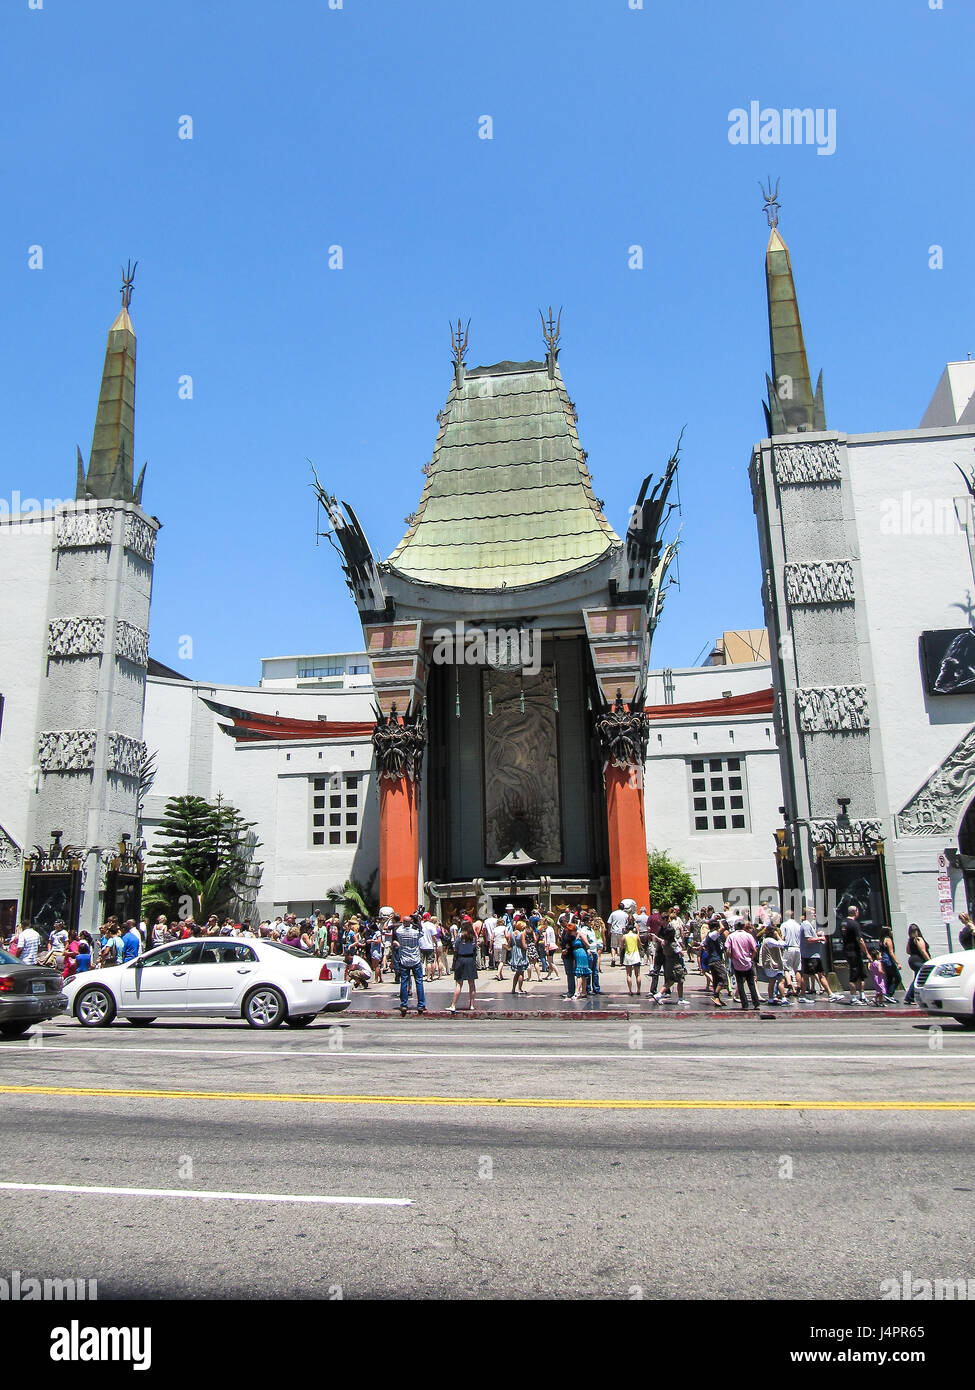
[62,938,351,1029]
[914,951,975,1028]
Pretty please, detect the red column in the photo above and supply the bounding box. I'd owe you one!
[604,764,651,909]
[379,776,420,915]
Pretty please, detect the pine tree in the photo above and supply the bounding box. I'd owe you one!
[143,794,262,919]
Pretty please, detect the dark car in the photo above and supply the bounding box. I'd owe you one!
[0,947,69,1037]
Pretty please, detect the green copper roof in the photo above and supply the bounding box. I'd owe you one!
[79,306,139,501]
[764,227,825,434]
[385,358,620,589]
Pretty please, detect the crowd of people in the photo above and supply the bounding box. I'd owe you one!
[3,903,971,1014]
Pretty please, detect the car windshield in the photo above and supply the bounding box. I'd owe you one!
[0,949,18,965]
[265,942,312,960]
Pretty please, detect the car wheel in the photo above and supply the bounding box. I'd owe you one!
[285,1014,315,1028]
[74,984,117,1027]
[956,1014,975,1030]
[127,1017,156,1027]
[243,986,287,1029]
[0,1021,31,1038]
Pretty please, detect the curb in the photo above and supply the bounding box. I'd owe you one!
[347,1007,923,1022]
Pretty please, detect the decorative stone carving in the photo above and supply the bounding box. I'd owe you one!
[108,733,146,779]
[56,509,115,549]
[48,616,106,658]
[372,704,426,782]
[773,440,841,485]
[0,824,22,870]
[483,668,561,865]
[38,729,97,772]
[896,725,975,836]
[809,818,883,857]
[797,685,869,732]
[784,560,855,606]
[594,689,649,770]
[123,514,156,563]
[115,620,149,667]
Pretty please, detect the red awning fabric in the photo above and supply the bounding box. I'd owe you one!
[644,687,775,721]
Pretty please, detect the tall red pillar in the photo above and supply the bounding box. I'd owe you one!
[605,764,651,909]
[378,776,420,915]
[595,690,651,910]
[373,703,426,916]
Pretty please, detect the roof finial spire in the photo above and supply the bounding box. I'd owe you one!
[540,305,562,378]
[449,317,469,387]
[120,259,137,311]
[760,177,780,230]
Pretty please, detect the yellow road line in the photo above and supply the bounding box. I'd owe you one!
[1,1084,974,1111]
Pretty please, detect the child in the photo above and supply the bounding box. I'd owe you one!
[869,952,889,1007]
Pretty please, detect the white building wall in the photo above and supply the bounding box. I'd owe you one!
[142,676,378,920]
[643,662,783,911]
[0,514,53,907]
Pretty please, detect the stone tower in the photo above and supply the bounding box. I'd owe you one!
[26,269,159,935]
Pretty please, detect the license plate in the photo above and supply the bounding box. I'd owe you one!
[31,981,45,994]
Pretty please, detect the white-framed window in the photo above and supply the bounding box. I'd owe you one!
[688,756,748,832]
[311,773,362,846]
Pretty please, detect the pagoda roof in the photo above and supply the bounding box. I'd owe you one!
[383,357,620,590]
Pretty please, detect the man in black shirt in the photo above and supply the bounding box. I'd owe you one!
[841,907,869,1005]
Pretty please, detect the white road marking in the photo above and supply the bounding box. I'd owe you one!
[4,1045,973,1062]
[0,1180,411,1207]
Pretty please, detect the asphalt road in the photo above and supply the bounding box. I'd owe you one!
[1,1014,973,1300]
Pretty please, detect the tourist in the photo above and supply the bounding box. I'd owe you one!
[868,952,890,1007]
[572,928,593,997]
[368,925,384,983]
[622,920,642,995]
[799,908,830,998]
[758,923,787,1004]
[958,913,974,951]
[559,919,578,999]
[448,920,479,1013]
[396,915,426,1016]
[726,919,761,1011]
[98,923,123,968]
[15,922,40,966]
[702,918,730,1008]
[877,923,903,999]
[543,916,559,978]
[418,914,437,980]
[525,923,544,982]
[583,912,602,993]
[607,901,629,966]
[509,915,529,995]
[492,916,507,979]
[121,920,141,963]
[479,911,494,968]
[652,914,688,1006]
[840,907,870,1005]
[904,924,931,1005]
[344,949,372,989]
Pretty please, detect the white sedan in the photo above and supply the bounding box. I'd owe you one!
[62,938,351,1029]
[914,950,975,1028]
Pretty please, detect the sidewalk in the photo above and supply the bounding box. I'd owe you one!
[335,958,921,1021]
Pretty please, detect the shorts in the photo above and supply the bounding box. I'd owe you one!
[709,962,728,986]
[663,957,686,985]
[623,951,641,967]
[784,947,801,974]
[845,953,866,984]
[802,954,823,975]
[420,949,434,961]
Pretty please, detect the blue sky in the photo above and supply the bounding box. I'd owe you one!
[4,0,973,684]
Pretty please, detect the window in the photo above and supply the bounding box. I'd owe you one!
[311,773,364,847]
[687,756,750,832]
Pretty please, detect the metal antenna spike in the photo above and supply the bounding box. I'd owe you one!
[760,178,780,230]
[120,259,138,309]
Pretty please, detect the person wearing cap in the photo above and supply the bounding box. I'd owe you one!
[607,901,629,966]
[396,914,426,1016]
